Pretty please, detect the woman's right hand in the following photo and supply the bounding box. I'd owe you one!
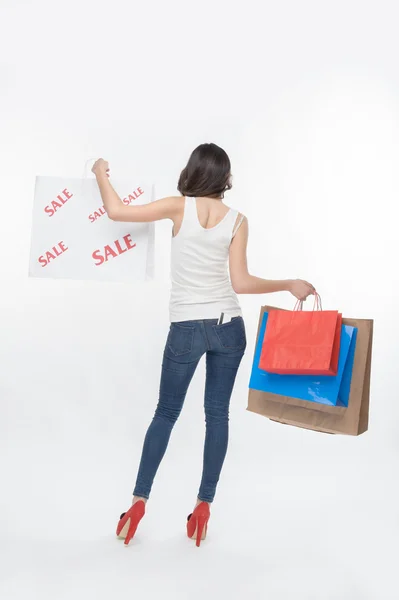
[288,279,316,301]
[92,158,110,178]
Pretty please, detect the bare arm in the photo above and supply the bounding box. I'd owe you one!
[93,158,181,222]
[229,217,315,300]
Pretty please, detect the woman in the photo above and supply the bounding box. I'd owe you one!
[92,143,314,547]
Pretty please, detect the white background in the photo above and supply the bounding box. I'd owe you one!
[1,1,398,599]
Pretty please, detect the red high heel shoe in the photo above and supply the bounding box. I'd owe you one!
[187,502,210,547]
[116,500,145,545]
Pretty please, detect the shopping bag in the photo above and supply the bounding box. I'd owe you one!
[251,311,356,406]
[260,296,342,376]
[29,177,155,283]
[248,306,373,436]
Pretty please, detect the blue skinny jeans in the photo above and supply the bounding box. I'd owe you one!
[133,317,246,503]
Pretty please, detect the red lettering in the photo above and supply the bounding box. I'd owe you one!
[114,240,127,255]
[51,199,62,212]
[44,205,55,217]
[44,188,73,217]
[124,234,135,250]
[38,241,69,267]
[88,206,107,222]
[92,250,104,266]
[104,245,118,261]
[92,235,137,266]
[121,187,145,206]
[63,188,73,200]
[46,250,56,262]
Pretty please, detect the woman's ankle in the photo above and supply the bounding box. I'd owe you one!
[195,498,211,507]
[132,495,148,505]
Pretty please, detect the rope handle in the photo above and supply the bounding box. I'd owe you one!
[82,158,98,179]
[293,292,322,312]
[79,158,100,204]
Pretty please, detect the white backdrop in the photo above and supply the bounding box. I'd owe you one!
[1,1,399,599]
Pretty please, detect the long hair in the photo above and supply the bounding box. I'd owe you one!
[177,143,232,198]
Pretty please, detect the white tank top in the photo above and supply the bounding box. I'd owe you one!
[169,196,243,323]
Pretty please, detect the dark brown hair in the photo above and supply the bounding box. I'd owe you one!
[177,143,232,198]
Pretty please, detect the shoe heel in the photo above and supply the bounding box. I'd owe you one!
[196,516,208,547]
[186,501,210,547]
[116,501,145,546]
[117,517,131,539]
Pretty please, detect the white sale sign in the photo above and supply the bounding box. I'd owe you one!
[29,177,155,282]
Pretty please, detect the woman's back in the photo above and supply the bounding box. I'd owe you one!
[91,143,315,547]
[192,196,231,230]
[170,196,243,323]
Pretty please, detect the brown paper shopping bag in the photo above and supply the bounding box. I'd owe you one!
[247,306,373,436]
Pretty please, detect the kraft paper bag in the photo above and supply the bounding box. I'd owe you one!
[29,177,155,283]
[247,306,373,436]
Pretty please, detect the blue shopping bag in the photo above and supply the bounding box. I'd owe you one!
[249,312,357,407]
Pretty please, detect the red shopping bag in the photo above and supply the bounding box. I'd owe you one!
[259,295,342,376]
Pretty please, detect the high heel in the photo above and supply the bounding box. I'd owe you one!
[116,500,145,545]
[187,502,210,547]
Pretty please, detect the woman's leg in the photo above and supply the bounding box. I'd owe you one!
[197,349,244,503]
[133,324,203,500]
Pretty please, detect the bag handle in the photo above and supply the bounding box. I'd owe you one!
[82,158,97,179]
[293,292,322,312]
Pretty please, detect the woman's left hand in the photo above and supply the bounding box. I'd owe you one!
[92,158,110,178]
[288,279,316,301]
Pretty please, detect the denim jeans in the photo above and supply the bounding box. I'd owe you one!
[133,317,246,503]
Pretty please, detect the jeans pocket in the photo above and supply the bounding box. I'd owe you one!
[213,317,247,351]
[167,323,195,356]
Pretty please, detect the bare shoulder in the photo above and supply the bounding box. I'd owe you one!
[231,213,248,247]
[226,205,246,219]
[233,211,248,230]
